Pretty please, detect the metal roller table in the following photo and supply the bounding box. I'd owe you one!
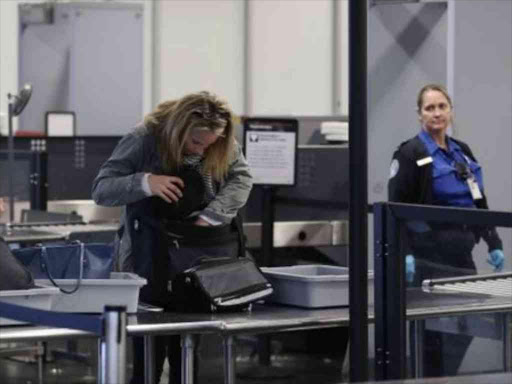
[0,275,510,384]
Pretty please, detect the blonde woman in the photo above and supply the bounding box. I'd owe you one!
[93,91,253,384]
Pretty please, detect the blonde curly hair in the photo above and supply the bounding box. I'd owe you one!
[144,91,235,181]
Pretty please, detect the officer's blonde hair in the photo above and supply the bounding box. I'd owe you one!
[417,84,453,112]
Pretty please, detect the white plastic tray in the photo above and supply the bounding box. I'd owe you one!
[35,272,147,313]
[261,265,374,308]
[0,286,61,326]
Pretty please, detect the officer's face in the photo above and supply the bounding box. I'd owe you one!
[184,129,221,156]
[418,90,452,134]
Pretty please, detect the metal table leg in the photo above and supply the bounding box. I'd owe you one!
[414,320,424,378]
[503,313,511,372]
[144,335,155,384]
[104,306,127,384]
[223,335,236,384]
[182,334,196,384]
[98,339,106,384]
[37,342,43,384]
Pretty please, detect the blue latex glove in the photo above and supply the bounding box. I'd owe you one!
[487,249,505,272]
[405,254,415,283]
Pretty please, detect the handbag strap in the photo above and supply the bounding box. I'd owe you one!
[41,241,85,294]
[233,211,246,259]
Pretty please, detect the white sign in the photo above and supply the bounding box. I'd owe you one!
[245,130,296,185]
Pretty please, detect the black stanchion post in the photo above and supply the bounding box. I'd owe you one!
[30,151,48,211]
[386,206,406,379]
[242,118,296,380]
[373,203,386,380]
[259,185,274,366]
[261,186,275,268]
[374,202,408,380]
[104,305,127,384]
[348,0,368,381]
[7,101,15,223]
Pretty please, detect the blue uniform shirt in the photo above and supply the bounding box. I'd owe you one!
[418,130,483,208]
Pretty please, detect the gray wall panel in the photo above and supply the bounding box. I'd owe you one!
[368,0,512,375]
[368,2,448,272]
[452,1,512,274]
[368,3,448,206]
[18,3,143,136]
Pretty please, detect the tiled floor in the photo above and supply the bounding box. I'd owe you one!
[0,332,351,384]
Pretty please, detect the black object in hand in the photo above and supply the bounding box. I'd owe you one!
[155,166,206,220]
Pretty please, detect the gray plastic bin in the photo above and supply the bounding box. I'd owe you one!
[0,286,61,326]
[35,272,147,313]
[261,265,374,308]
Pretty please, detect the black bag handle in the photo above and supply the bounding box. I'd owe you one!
[40,240,85,294]
[233,211,246,259]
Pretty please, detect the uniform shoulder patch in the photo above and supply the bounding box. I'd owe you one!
[389,159,399,179]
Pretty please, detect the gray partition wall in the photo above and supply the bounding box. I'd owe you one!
[369,0,512,376]
[451,1,512,265]
[18,2,143,135]
[368,1,448,209]
[367,1,448,273]
[368,0,512,272]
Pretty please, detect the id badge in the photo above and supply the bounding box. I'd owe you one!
[467,177,483,200]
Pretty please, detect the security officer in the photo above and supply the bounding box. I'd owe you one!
[388,84,505,377]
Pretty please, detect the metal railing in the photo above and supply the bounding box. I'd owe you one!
[373,202,512,380]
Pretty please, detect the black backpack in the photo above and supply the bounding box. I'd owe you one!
[0,237,35,291]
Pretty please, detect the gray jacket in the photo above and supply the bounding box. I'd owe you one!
[91,126,253,271]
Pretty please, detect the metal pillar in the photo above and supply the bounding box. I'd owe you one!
[503,313,511,372]
[224,335,236,384]
[373,203,407,380]
[348,1,369,381]
[104,305,127,384]
[414,320,425,378]
[98,338,106,384]
[144,335,155,384]
[181,334,196,384]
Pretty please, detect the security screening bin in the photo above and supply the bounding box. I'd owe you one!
[261,265,374,308]
[0,286,61,326]
[35,272,147,313]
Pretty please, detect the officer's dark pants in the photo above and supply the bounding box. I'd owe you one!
[130,227,239,384]
[410,227,477,378]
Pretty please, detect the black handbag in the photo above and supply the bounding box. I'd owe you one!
[0,237,35,291]
[172,257,273,313]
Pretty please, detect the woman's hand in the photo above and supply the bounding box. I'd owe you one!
[194,217,211,226]
[148,174,184,204]
[0,198,5,217]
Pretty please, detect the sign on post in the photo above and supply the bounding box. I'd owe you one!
[243,118,298,186]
